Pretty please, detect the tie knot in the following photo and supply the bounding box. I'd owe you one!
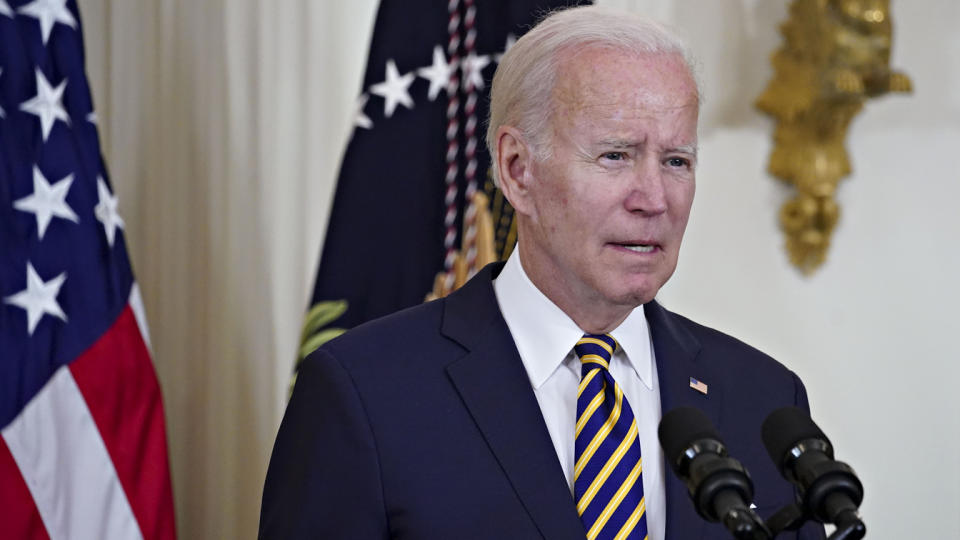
[574,333,617,370]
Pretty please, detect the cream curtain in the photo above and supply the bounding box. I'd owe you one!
[76,0,960,537]
[77,0,378,536]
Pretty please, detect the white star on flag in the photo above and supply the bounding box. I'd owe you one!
[94,176,124,247]
[4,262,68,335]
[462,52,491,90]
[0,68,5,118]
[417,45,457,101]
[20,68,70,142]
[495,34,516,63]
[17,0,77,45]
[370,59,415,118]
[354,94,373,130]
[0,1,11,19]
[13,165,79,240]
[86,110,98,124]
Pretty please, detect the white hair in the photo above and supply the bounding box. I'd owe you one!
[486,5,700,187]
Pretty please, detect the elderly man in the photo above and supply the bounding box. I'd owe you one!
[260,6,823,540]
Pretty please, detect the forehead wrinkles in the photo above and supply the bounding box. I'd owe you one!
[550,48,698,125]
[550,87,699,150]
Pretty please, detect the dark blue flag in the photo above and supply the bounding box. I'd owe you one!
[302,0,587,362]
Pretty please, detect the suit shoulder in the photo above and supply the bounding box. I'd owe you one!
[331,298,444,345]
[662,307,804,388]
[672,310,773,361]
[308,298,461,375]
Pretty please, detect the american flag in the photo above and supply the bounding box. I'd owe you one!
[689,377,709,395]
[0,1,176,539]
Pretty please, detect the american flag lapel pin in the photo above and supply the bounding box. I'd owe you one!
[689,377,708,395]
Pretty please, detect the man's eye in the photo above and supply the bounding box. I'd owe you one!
[602,152,626,161]
[666,157,691,168]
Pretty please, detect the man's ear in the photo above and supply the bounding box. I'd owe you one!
[495,125,536,216]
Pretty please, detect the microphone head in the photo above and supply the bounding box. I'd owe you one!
[761,406,833,474]
[658,407,723,475]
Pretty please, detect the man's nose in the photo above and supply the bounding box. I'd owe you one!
[623,159,668,215]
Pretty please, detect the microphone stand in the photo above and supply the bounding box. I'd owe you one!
[711,491,773,539]
[764,502,865,540]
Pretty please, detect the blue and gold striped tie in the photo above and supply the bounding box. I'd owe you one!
[574,334,648,540]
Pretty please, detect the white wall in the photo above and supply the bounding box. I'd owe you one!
[77,0,959,537]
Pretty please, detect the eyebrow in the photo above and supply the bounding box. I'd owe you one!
[672,144,699,157]
[597,139,699,157]
[596,139,637,149]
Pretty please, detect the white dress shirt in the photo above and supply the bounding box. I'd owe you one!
[493,250,666,540]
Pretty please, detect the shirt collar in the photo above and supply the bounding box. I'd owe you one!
[607,303,654,390]
[493,250,654,390]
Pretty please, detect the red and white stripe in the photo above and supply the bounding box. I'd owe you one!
[461,0,480,276]
[443,0,463,290]
[1,286,176,540]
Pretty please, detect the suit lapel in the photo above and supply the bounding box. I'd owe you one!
[442,264,585,540]
[646,300,723,539]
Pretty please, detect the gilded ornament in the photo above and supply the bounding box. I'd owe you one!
[756,0,911,273]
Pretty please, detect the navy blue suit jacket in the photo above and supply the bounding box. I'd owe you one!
[260,264,825,539]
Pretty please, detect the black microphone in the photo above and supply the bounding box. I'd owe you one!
[659,407,772,540]
[761,407,865,537]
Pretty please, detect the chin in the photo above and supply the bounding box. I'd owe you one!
[603,287,657,309]
[608,275,670,306]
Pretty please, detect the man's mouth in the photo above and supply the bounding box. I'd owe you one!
[611,243,657,253]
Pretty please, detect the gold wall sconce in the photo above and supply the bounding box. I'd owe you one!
[756,0,911,274]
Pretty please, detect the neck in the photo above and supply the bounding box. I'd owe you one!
[516,244,634,335]
[559,304,631,335]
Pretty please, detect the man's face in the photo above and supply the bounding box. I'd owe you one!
[517,47,699,321]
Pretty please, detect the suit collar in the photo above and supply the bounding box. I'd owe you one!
[443,263,585,540]
[646,299,725,539]
[439,262,504,351]
[489,253,584,389]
